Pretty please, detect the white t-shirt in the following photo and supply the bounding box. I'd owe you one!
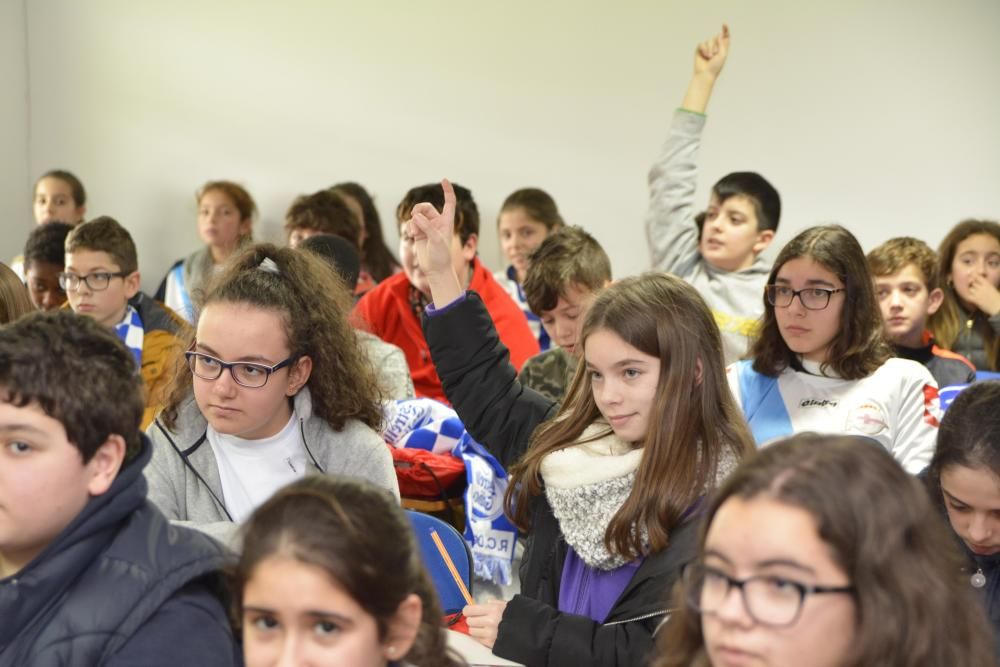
[207,415,307,523]
[727,357,941,474]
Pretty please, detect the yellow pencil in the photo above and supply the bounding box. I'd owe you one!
[430,528,474,606]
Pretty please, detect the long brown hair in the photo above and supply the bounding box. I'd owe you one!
[233,475,465,667]
[505,272,754,560]
[330,182,401,282]
[930,219,1000,370]
[160,243,382,431]
[751,224,891,379]
[654,434,996,667]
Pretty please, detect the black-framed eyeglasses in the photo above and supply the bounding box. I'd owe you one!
[58,271,131,292]
[185,349,298,388]
[765,285,846,310]
[682,561,855,627]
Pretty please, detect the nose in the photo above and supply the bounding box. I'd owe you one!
[969,513,993,544]
[210,368,239,397]
[888,289,903,309]
[786,292,808,316]
[595,378,623,406]
[713,582,754,627]
[275,633,303,667]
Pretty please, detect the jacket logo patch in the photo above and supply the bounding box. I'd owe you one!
[846,402,888,436]
[799,398,838,408]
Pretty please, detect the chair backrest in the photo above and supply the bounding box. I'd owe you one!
[407,510,473,614]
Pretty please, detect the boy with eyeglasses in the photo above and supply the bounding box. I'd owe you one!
[0,310,240,665]
[64,217,189,428]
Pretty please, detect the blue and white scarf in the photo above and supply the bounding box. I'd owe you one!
[383,398,518,585]
[114,305,144,368]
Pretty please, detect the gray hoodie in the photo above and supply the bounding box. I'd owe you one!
[645,109,771,363]
[145,388,398,547]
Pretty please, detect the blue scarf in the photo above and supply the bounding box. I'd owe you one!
[114,305,144,368]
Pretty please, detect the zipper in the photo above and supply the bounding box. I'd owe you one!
[603,608,671,627]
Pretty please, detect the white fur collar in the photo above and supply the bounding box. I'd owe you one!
[539,422,643,490]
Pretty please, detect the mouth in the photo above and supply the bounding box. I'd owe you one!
[887,317,908,326]
[712,644,758,664]
[75,303,96,312]
[783,325,810,335]
[968,543,998,556]
[208,404,241,416]
[704,238,724,250]
[607,414,635,428]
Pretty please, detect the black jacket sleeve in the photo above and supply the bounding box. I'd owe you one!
[423,292,557,468]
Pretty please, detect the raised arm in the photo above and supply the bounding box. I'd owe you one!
[410,181,556,466]
[646,24,731,272]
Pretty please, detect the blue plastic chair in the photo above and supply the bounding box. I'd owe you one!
[407,510,473,614]
[976,371,1000,381]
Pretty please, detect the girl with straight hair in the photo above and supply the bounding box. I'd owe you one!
[930,219,1000,371]
[654,433,996,667]
[927,380,1000,655]
[158,180,257,323]
[410,180,754,666]
[728,224,940,473]
[235,475,464,667]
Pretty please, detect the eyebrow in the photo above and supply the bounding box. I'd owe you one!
[0,423,48,436]
[774,277,838,288]
[194,343,277,365]
[585,358,651,370]
[942,489,972,506]
[704,549,817,575]
[243,606,354,625]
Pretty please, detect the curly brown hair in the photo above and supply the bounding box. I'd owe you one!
[751,225,891,379]
[159,243,382,432]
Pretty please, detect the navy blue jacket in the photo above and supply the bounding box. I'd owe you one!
[0,434,241,666]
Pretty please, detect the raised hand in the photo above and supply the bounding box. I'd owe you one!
[693,24,730,79]
[681,24,730,114]
[407,179,464,306]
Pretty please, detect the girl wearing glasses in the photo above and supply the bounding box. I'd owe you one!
[145,244,397,546]
[410,181,755,666]
[654,433,995,667]
[727,225,940,473]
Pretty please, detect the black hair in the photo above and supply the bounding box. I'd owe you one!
[712,171,781,233]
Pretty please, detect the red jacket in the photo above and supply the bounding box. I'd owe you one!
[353,258,539,403]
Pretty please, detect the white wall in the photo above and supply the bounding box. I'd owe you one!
[14,0,1000,291]
[0,0,29,249]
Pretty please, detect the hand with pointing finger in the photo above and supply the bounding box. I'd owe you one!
[408,179,464,307]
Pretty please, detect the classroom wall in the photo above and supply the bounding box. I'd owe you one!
[0,0,29,250]
[12,0,1000,291]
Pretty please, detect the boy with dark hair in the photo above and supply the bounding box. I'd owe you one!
[520,226,612,402]
[645,25,780,363]
[63,216,188,428]
[285,189,374,294]
[353,182,538,403]
[0,310,239,665]
[22,221,73,311]
[867,236,975,387]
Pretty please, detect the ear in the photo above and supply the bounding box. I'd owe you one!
[75,205,87,223]
[286,355,313,396]
[926,287,945,316]
[694,358,704,387]
[381,593,422,662]
[123,271,141,299]
[752,229,775,254]
[460,233,478,261]
[239,217,253,238]
[85,434,127,496]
